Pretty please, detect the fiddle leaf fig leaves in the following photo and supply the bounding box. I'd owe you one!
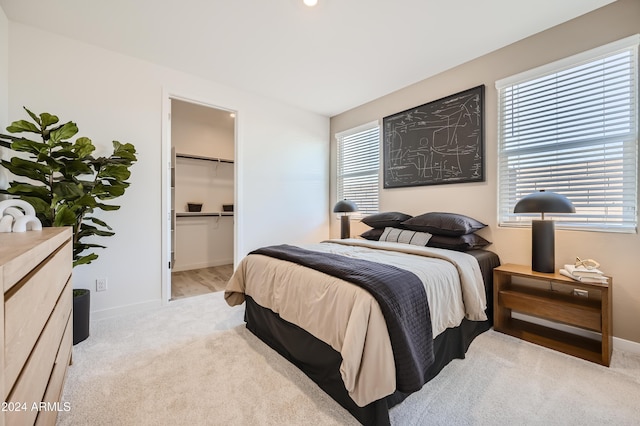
[7,183,51,198]
[73,253,99,267]
[39,112,59,129]
[73,137,95,158]
[23,107,59,130]
[88,216,112,230]
[99,164,131,181]
[25,108,42,126]
[1,157,50,184]
[112,141,137,161]
[6,119,40,134]
[53,205,77,227]
[0,108,137,267]
[49,121,78,144]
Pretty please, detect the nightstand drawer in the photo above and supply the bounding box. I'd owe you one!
[499,289,602,331]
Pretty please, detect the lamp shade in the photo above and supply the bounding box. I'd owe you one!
[333,199,358,213]
[514,190,575,215]
[334,200,358,239]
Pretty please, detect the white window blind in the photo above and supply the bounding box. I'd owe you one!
[497,35,639,233]
[336,121,380,216]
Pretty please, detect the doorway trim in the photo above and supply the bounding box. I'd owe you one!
[160,88,239,304]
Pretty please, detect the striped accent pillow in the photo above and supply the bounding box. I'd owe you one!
[379,227,432,246]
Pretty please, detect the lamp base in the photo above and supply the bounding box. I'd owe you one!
[340,215,350,239]
[531,220,555,273]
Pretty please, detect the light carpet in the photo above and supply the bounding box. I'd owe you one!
[58,291,640,425]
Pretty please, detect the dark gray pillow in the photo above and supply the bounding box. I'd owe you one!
[361,212,412,229]
[427,233,491,251]
[360,228,384,241]
[402,212,487,236]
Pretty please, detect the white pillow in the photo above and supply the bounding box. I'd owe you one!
[379,227,432,246]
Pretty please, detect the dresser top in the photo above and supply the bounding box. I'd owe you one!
[0,227,72,291]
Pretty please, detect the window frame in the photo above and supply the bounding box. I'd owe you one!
[335,121,381,219]
[496,34,639,234]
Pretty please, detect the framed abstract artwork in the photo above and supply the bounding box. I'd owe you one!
[383,85,485,188]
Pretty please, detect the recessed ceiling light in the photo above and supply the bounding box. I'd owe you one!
[303,0,318,6]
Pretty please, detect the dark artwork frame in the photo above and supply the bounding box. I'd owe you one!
[383,85,485,188]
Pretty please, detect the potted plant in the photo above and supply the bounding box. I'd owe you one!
[0,107,137,344]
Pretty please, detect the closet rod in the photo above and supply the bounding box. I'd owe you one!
[175,153,234,164]
[176,212,234,218]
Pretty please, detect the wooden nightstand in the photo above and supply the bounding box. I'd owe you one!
[493,264,612,366]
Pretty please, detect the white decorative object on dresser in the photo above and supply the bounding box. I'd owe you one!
[0,227,73,426]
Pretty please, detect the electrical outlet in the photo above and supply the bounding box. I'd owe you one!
[96,277,108,292]
[573,288,588,298]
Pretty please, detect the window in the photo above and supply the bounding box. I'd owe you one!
[497,35,639,233]
[336,121,380,217]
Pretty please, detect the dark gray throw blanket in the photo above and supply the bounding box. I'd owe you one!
[250,244,434,393]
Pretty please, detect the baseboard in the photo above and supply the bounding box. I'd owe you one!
[91,299,162,321]
[512,312,640,355]
[172,258,234,272]
[613,336,640,354]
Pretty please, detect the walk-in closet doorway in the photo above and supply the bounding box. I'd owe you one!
[161,94,237,303]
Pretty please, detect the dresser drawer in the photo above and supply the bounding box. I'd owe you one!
[4,280,72,426]
[4,241,72,397]
[35,314,73,426]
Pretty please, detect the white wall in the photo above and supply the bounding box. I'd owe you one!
[7,22,330,317]
[0,7,6,126]
[0,6,9,197]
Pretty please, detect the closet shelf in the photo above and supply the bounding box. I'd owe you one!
[175,153,234,164]
[176,212,234,218]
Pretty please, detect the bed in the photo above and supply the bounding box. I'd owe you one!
[225,238,500,425]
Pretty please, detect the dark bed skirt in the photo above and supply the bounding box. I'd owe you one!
[244,295,491,425]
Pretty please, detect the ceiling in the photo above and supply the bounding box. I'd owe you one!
[0,0,616,117]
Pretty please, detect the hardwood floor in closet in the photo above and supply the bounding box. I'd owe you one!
[171,264,234,300]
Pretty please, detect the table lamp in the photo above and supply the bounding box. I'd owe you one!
[333,199,358,239]
[514,190,575,273]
